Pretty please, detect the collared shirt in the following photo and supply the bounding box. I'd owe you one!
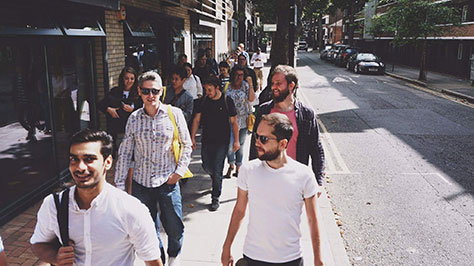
[183,74,203,100]
[115,104,192,189]
[30,183,161,266]
[251,53,266,68]
[162,87,194,124]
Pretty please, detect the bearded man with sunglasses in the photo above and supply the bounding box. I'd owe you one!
[115,71,192,266]
[222,113,324,266]
[249,65,325,190]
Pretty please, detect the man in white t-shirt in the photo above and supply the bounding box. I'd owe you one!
[0,236,7,266]
[221,113,323,266]
[30,129,163,266]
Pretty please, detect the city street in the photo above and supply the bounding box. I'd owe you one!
[296,51,474,265]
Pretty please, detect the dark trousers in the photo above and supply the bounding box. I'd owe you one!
[201,142,228,200]
[242,255,303,266]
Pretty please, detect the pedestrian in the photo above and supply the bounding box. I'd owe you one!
[221,113,324,266]
[30,129,163,266]
[238,43,250,67]
[193,53,214,80]
[237,54,257,96]
[183,62,203,100]
[190,76,240,211]
[162,65,194,124]
[224,66,255,178]
[205,48,219,76]
[0,236,7,266]
[177,54,187,66]
[249,65,325,188]
[98,66,142,155]
[218,61,231,91]
[115,71,191,266]
[250,47,266,91]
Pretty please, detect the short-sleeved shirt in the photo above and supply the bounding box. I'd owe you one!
[0,236,3,253]
[30,183,161,266]
[225,81,251,129]
[196,94,237,145]
[237,158,318,263]
[270,108,299,160]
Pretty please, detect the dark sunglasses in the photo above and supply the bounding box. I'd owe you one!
[140,87,160,95]
[253,133,278,144]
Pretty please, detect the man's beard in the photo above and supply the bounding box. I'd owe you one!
[258,148,280,161]
[273,87,290,103]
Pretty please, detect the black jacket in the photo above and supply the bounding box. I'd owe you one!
[249,99,325,185]
[98,86,143,134]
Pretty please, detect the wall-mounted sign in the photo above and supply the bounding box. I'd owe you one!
[263,24,277,32]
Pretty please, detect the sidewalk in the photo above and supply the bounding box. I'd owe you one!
[0,63,350,266]
[384,64,474,104]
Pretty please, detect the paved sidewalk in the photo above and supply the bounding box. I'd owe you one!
[0,62,350,266]
[384,64,474,103]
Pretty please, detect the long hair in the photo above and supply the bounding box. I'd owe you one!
[118,66,139,101]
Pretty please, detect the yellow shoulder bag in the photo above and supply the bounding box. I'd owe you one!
[167,105,193,179]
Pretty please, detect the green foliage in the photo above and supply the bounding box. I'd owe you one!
[253,0,277,24]
[303,0,330,19]
[370,0,461,46]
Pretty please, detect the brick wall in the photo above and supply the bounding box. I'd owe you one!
[93,37,107,130]
[104,9,125,90]
[122,0,161,10]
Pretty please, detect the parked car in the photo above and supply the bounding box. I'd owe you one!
[347,53,385,74]
[298,40,308,51]
[328,44,349,63]
[320,45,332,60]
[334,47,360,67]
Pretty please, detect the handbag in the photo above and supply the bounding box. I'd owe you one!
[167,105,193,179]
[246,98,256,132]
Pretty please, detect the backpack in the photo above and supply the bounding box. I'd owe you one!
[52,188,70,246]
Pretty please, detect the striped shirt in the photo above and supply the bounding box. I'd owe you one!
[115,104,192,190]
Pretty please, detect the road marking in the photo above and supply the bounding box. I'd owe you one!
[345,76,358,84]
[298,90,351,175]
[402,172,452,185]
[404,83,474,109]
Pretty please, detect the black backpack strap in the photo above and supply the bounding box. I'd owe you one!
[53,188,70,246]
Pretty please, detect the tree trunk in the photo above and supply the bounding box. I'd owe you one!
[348,1,355,46]
[418,39,427,81]
[318,14,324,52]
[270,0,290,69]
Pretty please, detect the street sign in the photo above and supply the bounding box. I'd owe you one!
[263,24,277,32]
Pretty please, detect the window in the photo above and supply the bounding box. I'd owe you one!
[458,43,463,60]
[462,5,468,22]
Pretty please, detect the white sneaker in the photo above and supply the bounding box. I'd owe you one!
[168,256,181,266]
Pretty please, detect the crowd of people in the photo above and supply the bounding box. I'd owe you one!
[14,43,326,266]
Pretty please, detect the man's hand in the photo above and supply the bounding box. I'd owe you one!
[107,107,120,118]
[221,247,234,266]
[122,104,134,113]
[191,138,197,150]
[232,141,240,153]
[314,258,324,266]
[167,173,181,185]
[56,241,75,266]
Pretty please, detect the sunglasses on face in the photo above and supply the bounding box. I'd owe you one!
[140,87,160,95]
[253,133,278,144]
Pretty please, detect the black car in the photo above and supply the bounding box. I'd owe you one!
[328,44,349,63]
[347,53,385,74]
[319,45,332,60]
[334,47,360,67]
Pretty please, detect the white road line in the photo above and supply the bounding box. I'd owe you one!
[345,76,358,84]
[402,172,452,185]
[298,90,351,174]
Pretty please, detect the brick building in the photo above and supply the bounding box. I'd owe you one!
[0,0,242,225]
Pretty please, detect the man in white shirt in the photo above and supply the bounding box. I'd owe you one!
[250,47,266,91]
[183,62,203,100]
[221,113,323,266]
[30,129,163,266]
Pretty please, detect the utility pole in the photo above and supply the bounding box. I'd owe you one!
[289,0,296,67]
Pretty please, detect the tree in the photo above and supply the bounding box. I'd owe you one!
[371,0,460,81]
[303,0,330,51]
[331,0,367,46]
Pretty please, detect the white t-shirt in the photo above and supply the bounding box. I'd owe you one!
[0,236,3,253]
[237,158,318,263]
[183,74,203,99]
[30,183,161,266]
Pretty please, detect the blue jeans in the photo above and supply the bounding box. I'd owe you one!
[227,128,248,166]
[201,142,228,200]
[132,181,184,258]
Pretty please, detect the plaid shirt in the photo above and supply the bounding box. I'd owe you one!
[249,99,325,185]
[115,104,192,190]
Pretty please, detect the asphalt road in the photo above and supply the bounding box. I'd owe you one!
[295,51,474,266]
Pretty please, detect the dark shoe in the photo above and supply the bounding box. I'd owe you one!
[224,166,234,179]
[209,199,220,211]
[232,170,239,177]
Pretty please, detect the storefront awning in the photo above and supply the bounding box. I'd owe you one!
[193,33,213,40]
[67,0,120,10]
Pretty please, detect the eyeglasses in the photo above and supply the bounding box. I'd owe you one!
[140,87,160,95]
[253,133,278,144]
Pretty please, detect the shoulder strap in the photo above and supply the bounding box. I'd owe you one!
[53,188,70,246]
[161,86,167,102]
[223,82,229,94]
[167,105,179,141]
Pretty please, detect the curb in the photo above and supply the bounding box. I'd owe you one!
[384,72,428,88]
[441,89,474,104]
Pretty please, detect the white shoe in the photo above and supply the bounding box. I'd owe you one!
[168,256,181,266]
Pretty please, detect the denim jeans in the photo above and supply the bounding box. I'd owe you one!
[132,181,184,258]
[201,142,228,200]
[243,255,303,266]
[227,128,248,166]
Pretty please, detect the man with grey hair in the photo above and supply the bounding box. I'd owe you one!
[222,113,323,266]
[249,65,325,190]
[115,71,192,266]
